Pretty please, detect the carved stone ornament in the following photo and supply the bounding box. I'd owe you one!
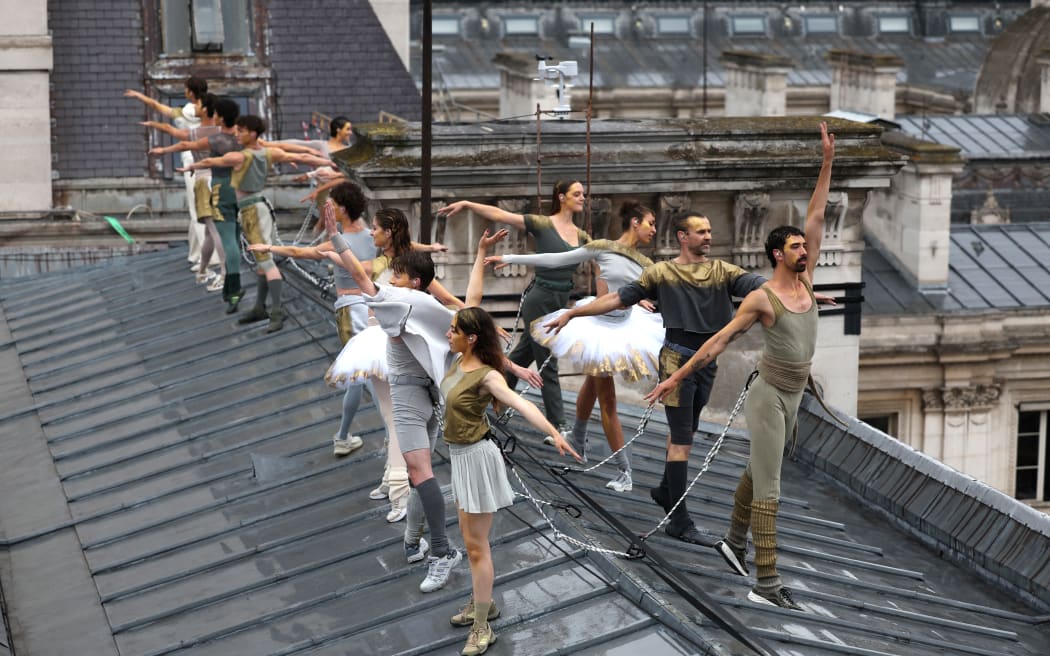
[657,194,688,253]
[970,191,1010,225]
[924,382,1003,412]
[732,192,770,269]
[493,199,530,278]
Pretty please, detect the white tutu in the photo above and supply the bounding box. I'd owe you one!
[325,324,389,388]
[531,296,663,382]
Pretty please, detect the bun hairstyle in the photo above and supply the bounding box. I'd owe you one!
[330,116,351,138]
[618,199,653,231]
[374,207,412,256]
[549,179,582,214]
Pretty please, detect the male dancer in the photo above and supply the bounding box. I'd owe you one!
[180,115,333,332]
[544,213,765,545]
[646,123,835,610]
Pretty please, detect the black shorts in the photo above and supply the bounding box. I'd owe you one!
[658,345,717,446]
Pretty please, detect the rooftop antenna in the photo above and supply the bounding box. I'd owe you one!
[535,58,578,116]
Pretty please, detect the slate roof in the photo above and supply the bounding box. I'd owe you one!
[1,246,1049,655]
[863,223,1050,315]
[895,114,1050,160]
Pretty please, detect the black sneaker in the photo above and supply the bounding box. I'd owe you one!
[238,306,269,324]
[266,309,285,333]
[715,540,749,576]
[748,586,802,611]
[225,294,242,315]
[665,523,707,545]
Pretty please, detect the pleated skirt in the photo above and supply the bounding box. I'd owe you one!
[449,438,516,514]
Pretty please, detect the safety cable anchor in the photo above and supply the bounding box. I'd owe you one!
[550,501,582,518]
[624,544,647,560]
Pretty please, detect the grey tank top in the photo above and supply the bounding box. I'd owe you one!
[760,280,818,363]
[334,227,376,290]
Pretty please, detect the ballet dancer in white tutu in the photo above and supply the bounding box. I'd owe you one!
[484,200,662,492]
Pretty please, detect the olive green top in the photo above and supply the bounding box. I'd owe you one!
[440,357,495,445]
[760,279,818,364]
[523,214,591,284]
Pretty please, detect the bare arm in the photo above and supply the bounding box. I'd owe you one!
[541,291,626,335]
[644,290,769,403]
[179,151,244,172]
[124,89,177,118]
[269,148,336,170]
[804,122,835,281]
[465,229,509,307]
[482,371,581,460]
[142,121,190,140]
[150,135,210,156]
[300,174,347,202]
[428,279,465,309]
[439,200,526,231]
[260,139,324,157]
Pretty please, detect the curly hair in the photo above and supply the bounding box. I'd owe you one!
[330,182,366,220]
[618,199,654,231]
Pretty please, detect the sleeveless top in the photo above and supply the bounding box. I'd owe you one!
[231,147,273,194]
[760,279,818,363]
[440,357,495,445]
[333,226,376,291]
[207,132,240,179]
[523,214,591,285]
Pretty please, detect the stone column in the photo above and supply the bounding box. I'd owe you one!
[923,382,1004,486]
[862,131,964,292]
[721,51,793,117]
[1039,49,1050,114]
[493,52,559,120]
[0,0,53,214]
[827,50,903,121]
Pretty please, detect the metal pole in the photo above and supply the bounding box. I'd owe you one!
[536,102,543,212]
[585,22,594,238]
[702,0,709,116]
[420,0,433,243]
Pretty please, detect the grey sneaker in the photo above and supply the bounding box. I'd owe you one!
[605,469,632,493]
[450,597,501,627]
[333,434,363,456]
[716,539,749,576]
[748,585,802,611]
[461,624,497,656]
[404,537,429,564]
[420,548,463,593]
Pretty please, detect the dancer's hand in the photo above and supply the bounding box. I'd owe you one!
[548,431,582,462]
[483,255,508,270]
[542,312,573,335]
[322,200,338,236]
[639,299,657,313]
[438,200,469,217]
[644,374,681,404]
[508,361,543,389]
[300,188,319,203]
[478,228,508,251]
[814,292,837,306]
[428,242,449,252]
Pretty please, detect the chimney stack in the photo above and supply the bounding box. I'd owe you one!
[828,50,904,121]
[720,51,793,117]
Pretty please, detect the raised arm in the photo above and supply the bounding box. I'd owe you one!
[482,371,580,461]
[484,246,592,270]
[465,229,509,306]
[804,122,835,280]
[124,89,177,119]
[439,200,526,232]
[150,135,210,156]
[645,289,770,403]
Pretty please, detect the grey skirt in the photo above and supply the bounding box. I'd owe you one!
[449,438,515,514]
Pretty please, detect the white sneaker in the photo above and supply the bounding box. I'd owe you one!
[206,275,224,293]
[190,262,201,272]
[386,495,408,523]
[333,434,363,456]
[368,484,389,501]
[420,548,462,593]
[404,536,429,563]
[605,469,633,493]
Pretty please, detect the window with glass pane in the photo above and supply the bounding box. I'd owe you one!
[161,0,253,55]
[579,15,616,35]
[432,17,460,36]
[657,16,691,35]
[732,16,766,35]
[805,15,838,35]
[949,16,980,33]
[504,16,539,35]
[878,16,910,34]
[1015,410,1047,501]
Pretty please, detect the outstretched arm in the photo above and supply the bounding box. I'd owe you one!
[804,122,835,281]
[541,290,626,335]
[270,148,336,170]
[150,135,210,156]
[438,200,526,232]
[644,290,769,403]
[482,371,581,461]
[124,89,177,119]
[484,246,592,271]
[141,121,190,140]
[260,139,324,157]
[179,151,244,172]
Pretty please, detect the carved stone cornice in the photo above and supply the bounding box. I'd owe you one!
[923,382,1003,412]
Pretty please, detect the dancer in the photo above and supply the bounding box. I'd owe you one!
[484,200,662,492]
[440,180,591,433]
[179,115,334,333]
[443,307,576,655]
[544,211,765,544]
[647,122,835,610]
[272,115,354,216]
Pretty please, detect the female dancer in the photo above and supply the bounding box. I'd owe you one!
[323,207,458,522]
[440,181,591,433]
[443,306,578,655]
[485,201,662,492]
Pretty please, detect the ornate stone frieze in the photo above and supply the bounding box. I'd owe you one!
[731,192,770,269]
[657,194,689,254]
[492,199,530,278]
[923,382,1003,412]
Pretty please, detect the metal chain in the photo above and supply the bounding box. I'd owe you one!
[502,278,535,355]
[563,402,655,474]
[494,350,554,425]
[506,459,632,558]
[641,372,757,540]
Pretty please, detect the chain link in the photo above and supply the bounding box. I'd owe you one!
[564,402,655,474]
[502,279,534,355]
[641,372,756,540]
[494,350,554,426]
